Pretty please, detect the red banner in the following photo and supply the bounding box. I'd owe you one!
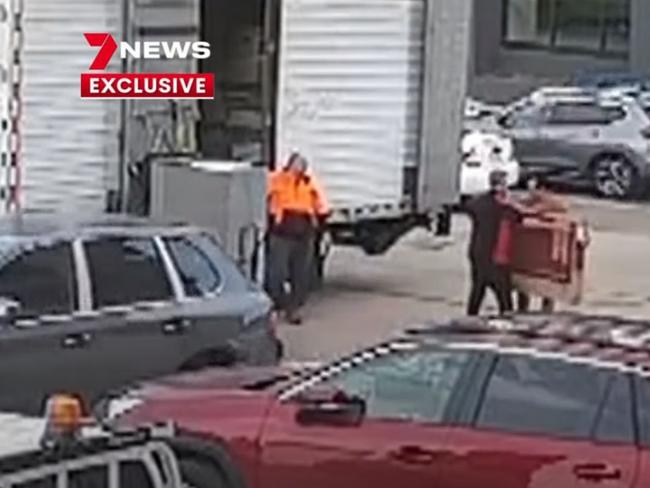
[81,73,214,99]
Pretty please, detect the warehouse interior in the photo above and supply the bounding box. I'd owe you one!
[199,0,277,164]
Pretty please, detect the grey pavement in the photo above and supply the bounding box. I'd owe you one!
[279,196,650,362]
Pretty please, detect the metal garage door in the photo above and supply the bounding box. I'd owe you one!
[276,0,426,217]
[0,0,18,214]
[20,0,121,212]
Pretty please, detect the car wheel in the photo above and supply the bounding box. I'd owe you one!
[179,457,228,488]
[593,155,639,199]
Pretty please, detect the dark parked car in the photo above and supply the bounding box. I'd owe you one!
[0,214,280,415]
[114,313,650,488]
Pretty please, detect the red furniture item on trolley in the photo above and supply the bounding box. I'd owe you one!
[511,215,589,306]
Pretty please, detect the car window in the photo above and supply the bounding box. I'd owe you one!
[636,376,650,448]
[0,242,77,317]
[602,106,627,122]
[69,465,108,488]
[165,235,222,297]
[120,461,155,488]
[503,107,541,129]
[476,355,614,440]
[316,348,471,423]
[187,233,251,291]
[547,104,617,125]
[15,477,56,488]
[593,374,634,444]
[85,237,172,308]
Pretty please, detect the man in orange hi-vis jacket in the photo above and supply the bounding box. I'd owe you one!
[267,153,329,325]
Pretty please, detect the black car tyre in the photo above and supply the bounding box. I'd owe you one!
[179,457,228,488]
[593,154,639,199]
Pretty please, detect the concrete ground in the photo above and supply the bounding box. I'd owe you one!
[279,195,650,361]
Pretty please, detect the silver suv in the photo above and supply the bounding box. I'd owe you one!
[498,93,650,198]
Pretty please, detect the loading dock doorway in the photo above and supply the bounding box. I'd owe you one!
[199,0,280,166]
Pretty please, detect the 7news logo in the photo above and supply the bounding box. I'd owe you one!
[81,33,214,99]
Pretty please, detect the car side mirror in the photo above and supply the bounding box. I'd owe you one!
[0,297,20,326]
[295,388,366,428]
[497,115,513,129]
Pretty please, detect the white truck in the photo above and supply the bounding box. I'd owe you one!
[0,0,472,263]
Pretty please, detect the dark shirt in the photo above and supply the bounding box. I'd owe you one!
[466,191,509,266]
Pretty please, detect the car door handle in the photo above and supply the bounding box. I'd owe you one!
[161,319,192,336]
[390,446,440,466]
[573,463,622,482]
[62,332,93,349]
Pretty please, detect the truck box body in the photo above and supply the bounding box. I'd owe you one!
[276,0,425,223]
[276,0,471,226]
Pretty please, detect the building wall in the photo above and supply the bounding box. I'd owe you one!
[630,0,650,75]
[473,0,502,74]
[471,0,638,100]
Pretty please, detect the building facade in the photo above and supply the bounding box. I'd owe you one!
[472,0,650,96]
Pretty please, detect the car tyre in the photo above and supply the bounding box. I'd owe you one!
[179,457,228,488]
[592,154,639,199]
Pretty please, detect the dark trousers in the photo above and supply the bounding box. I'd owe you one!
[468,260,513,316]
[517,293,555,313]
[267,233,314,313]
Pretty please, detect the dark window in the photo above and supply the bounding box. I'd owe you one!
[316,348,470,423]
[547,104,615,125]
[602,106,627,122]
[69,466,108,488]
[15,477,56,488]
[165,235,222,297]
[636,376,650,448]
[505,106,544,128]
[0,242,76,316]
[86,237,172,308]
[120,461,155,488]
[593,375,634,444]
[503,0,630,56]
[477,355,613,440]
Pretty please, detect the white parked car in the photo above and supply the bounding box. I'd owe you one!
[460,130,520,197]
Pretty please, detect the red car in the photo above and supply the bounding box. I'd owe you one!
[108,314,650,488]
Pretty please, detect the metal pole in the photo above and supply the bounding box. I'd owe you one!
[119,0,132,212]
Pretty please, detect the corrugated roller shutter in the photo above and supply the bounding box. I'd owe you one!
[276,0,425,214]
[0,0,17,214]
[21,0,121,212]
[0,2,11,148]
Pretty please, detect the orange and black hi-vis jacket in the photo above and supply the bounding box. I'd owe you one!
[268,169,329,238]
